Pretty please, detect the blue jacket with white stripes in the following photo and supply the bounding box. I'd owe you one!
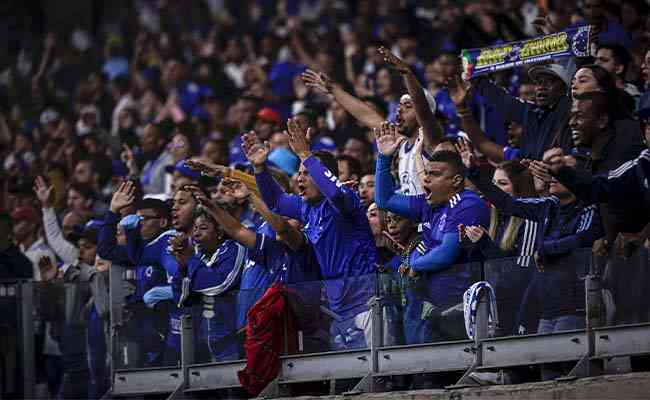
[468,167,603,262]
[555,149,650,240]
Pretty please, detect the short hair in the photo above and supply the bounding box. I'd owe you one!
[573,91,610,118]
[312,150,339,177]
[69,182,96,201]
[81,227,99,245]
[136,198,172,220]
[598,43,632,75]
[427,150,467,177]
[336,155,362,178]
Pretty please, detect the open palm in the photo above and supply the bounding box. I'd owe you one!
[375,122,405,156]
[301,69,333,95]
[455,138,476,169]
[242,131,269,167]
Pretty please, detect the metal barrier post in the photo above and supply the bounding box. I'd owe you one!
[566,253,604,379]
[18,281,35,399]
[167,314,193,400]
[108,264,127,385]
[449,290,487,388]
[348,294,383,394]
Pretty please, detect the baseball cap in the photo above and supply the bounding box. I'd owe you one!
[40,108,60,125]
[165,159,202,181]
[268,147,300,176]
[10,206,39,223]
[529,63,570,89]
[257,107,281,125]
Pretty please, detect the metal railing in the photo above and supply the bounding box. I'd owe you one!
[4,247,650,399]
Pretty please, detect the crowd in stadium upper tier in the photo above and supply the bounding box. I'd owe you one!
[2,0,650,398]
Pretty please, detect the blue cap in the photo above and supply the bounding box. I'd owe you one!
[166,159,202,181]
[268,147,299,176]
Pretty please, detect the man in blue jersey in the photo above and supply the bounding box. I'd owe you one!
[185,185,328,352]
[244,118,379,350]
[98,181,180,366]
[374,123,490,341]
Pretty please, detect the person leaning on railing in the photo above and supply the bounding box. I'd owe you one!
[458,139,603,381]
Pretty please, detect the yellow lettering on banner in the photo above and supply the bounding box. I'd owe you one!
[476,46,512,68]
[520,32,568,60]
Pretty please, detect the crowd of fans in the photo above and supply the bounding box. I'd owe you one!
[2,0,650,398]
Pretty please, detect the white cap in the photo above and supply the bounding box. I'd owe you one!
[40,108,60,125]
[400,89,438,114]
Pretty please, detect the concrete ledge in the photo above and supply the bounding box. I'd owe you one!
[275,372,650,400]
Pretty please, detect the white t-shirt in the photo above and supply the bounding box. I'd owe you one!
[397,131,426,195]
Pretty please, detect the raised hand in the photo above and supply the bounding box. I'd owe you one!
[614,232,642,259]
[301,69,334,95]
[169,233,193,269]
[542,147,567,174]
[375,121,405,157]
[465,225,487,243]
[286,118,311,160]
[528,160,552,185]
[378,46,410,74]
[121,144,139,176]
[185,185,216,210]
[446,75,470,106]
[33,176,54,208]
[185,158,228,178]
[110,181,136,213]
[39,256,57,282]
[455,138,477,169]
[241,131,270,169]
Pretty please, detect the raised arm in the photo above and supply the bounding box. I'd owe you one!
[471,76,528,124]
[98,181,137,263]
[379,47,443,153]
[187,186,257,249]
[544,147,611,205]
[249,194,304,252]
[374,122,417,217]
[458,139,554,222]
[302,69,385,129]
[243,131,303,220]
[447,76,506,163]
[34,176,79,264]
[185,158,261,198]
[287,118,358,216]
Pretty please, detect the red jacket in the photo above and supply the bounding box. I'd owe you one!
[238,283,296,396]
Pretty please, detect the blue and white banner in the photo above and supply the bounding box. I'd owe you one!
[461,25,592,80]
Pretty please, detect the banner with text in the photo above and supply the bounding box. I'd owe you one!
[461,25,591,80]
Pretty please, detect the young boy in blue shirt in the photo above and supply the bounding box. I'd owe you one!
[245,118,378,350]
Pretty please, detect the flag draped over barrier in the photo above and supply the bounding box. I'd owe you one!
[461,25,592,80]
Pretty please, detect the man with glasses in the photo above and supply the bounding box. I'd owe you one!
[98,182,180,366]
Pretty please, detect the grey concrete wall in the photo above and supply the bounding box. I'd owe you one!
[276,372,650,400]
